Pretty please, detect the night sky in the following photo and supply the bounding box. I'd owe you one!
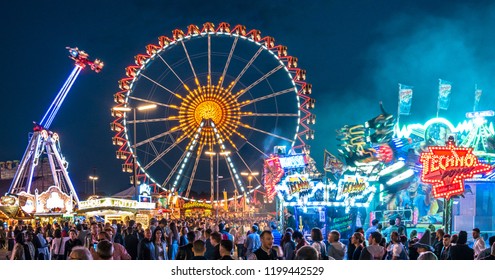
[1,0,495,196]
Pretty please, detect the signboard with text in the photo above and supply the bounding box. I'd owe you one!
[420,141,492,199]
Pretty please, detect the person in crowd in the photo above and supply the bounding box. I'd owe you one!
[440,234,452,260]
[10,232,25,260]
[245,225,261,257]
[0,225,5,250]
[481,243,495,260]
[7,226,15,258]
[477,236,495,260]
[346,228,364,260]
[270,223,282,246]
[327,230,346,260]
[293,230,308,254]
[177,231,196,260]
[472,228,486,259]
[68,246,93,260]
[282,232,296,260]
[168,222,180,260]
[218,223,233,241]
[295,245,319,260]
[235,226,246,259]
[153,227,168,260]
[310,227,327,260]
[417,251,438,260]
[51,228,69,260]
[113,224,124,246]
[360,231,385,260]
[209,231,222,260]
[219,240,235,260]
[149,218,158,234]
[386,231,408,260]
[191,239,207,260]
[64,229,83,260]
[124,220,139,260]
[23,231,37,260]
[96,240,114,260]
[99,229,131,260]
[382,219,398,239]
[432,228,444,258]
[350,232,365,260]
[137,228,156,260]
[204,229,214,260]
[179,226,189,246]
[249,230,278,260]
[34,226,50,260]
[450,230,474,260]
[364,219,380,240]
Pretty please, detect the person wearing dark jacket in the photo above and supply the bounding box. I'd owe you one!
[210,231,222,260]
[191,240,208,260]
[177,231,196,260]
[450,231,474,260]
[137,228,156,260]
[124,223,139,260]
[64,229,83,260]
[219,240,235,260]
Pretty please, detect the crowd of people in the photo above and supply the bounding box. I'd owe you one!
[0,215,494,260]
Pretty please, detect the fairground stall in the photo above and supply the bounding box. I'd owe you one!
[77,197,155,225]
[275,101,494,239]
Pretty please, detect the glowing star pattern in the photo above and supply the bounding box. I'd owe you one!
[420,142,492,199]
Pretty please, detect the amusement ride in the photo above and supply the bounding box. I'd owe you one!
[111,22,316,204]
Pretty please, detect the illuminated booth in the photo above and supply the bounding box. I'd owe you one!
[77,197,155,223]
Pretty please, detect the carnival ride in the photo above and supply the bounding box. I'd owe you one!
[6,47,103,213]
[111,22,315,204]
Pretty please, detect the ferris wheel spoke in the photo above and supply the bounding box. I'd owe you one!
[143,136,187,170]
[140,73,184,100]
[240,88,295,107]
[161,146,190,190]
[239,123,294,143]
[244,139,268,157]
[156,53,190,91]
[185,145,203,198]
[241,113,298,117]
[128,96,179,109]
[234,150,262,186]
[235,64,284,99]
[128,116,179,124]
[208,34,211,86]
[219,36,239,88]
[229,46,264,90]
[181,41,199,86]
[135,127,181,148]
[223,155,240,193]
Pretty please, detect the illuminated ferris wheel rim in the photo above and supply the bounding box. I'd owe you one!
[111,23,315,203]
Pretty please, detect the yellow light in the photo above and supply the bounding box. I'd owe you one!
[137,104,157,111]
[113,107,132,112]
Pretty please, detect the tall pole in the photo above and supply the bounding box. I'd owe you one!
[133,108,138,200]
[216,153,219,221]
[92,179,96,195]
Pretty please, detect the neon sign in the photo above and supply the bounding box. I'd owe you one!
[264,156,284,201]
[279,155,306,169]
[420,141,492,199]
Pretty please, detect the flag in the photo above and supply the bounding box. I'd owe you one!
[438,79,452,110]
[398,84,413,115]
[323,149,344,176]
[474,87,482,111]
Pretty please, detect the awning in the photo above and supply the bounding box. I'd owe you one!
[0,206,34,220]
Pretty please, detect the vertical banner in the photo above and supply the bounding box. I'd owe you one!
[438,79,452,110]
[398,84,413,115]
[323,150,344,179]
[474,86,482,112]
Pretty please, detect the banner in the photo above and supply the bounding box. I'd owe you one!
[438,79,452,110]
[398,84,413,115]
[474,87,482,111]
[323,149,344,176]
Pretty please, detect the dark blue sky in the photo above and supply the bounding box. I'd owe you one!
[1,0,494,196]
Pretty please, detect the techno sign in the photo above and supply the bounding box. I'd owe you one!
[420,141,492,199]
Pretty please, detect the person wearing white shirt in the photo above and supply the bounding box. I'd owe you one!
[472,228,486,259]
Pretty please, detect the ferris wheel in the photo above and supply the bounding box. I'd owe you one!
[111,22,315,202]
